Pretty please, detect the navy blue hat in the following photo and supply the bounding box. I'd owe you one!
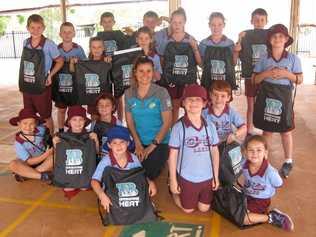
[103,126,135,152]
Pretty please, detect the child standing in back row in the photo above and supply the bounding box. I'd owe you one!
[253,24,303,178]
[56,22,87,133]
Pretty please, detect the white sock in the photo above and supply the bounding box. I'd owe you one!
[285,158,293,164]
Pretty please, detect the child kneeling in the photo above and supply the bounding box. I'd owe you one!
[168,84,220,213]
[91,126,157,213]
[242,135,294,231]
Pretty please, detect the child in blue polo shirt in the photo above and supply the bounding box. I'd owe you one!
[56,21,87,133]
[168,84,220,213]
[203,80,247,154]
[242,135,294,231]
[91,126,157,212]
[253,24,303,178]
[9,108,53,183]
[22,14,64,135]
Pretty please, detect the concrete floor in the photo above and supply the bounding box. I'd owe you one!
[0,85,315,237]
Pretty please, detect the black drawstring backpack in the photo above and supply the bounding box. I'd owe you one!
[19,42,46,94]
[201,46,237,90]
[239,29,268,78]
[75,60,112,105]
[98,166,157,225]
[97,31,129,56]
[111,50,142,98]
[52,62,77,106]
[253,81,296,132]
[53,132,96,188]
[162,41,197,86]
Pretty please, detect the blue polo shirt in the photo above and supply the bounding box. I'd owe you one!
[23,36,61,75]
[124,83,172,145]
[155,31,192,56]
[254,51,302,86]
[199,35,234,59]
[169,116,219,183]
[202,105,245,142]
[243,159,283,199]
[57,43,86,61]
[92,152,142,182]
[14,126,47,161]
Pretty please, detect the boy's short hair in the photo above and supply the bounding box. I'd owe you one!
[89,36,103,46]
[244,135,268,150]
[27,14,45,27]
[208,12,225,24]
[59,21,75,31]
[251,8,268,19]
[100,12,115,23]
[95,93,116,113]
[210,80,233,101]
[143,11,159,20]
[136,26,153,38]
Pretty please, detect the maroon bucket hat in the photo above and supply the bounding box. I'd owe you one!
[267,24,294,48]
[9,108,43,126]
[65,106,91,127]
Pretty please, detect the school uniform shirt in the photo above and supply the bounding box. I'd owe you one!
[254,51,302,86]
[92,151,142,182]
[169,115,219,183]
[198,35,234,59]
[89,116,123,152]
[23,35,61,75]
[148,51,163,75]
[243,159,283,199]
[57,43,87,61]
[124,83,172,145]
[202,105,245,142]
[155,31,192,56]
[14,126,47,161]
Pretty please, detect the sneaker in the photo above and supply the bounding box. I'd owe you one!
[40,172,53,185]
[14,174,27,182]
[269,208,294,231]
[280,162,293,178]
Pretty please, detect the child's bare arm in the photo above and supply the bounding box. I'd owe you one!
[69,57,77,73]
[91,179,112,212]
[272,68,303,84]
[189,36,202,66]
[89,132,99,154]
[26,148,53,166]
[168,148,181,194]
[253,68,274,84]
[46,57,64,86]
[210,145,220,190]
[147,178,157,197]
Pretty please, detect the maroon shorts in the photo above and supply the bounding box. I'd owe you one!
[245,78,258,97]
[166,85,185,100]
[178,175,213,210]
[55,102,67,109]
[247,196,271,214]
[23,86,52,119]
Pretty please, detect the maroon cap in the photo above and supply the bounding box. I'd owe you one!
[9,108,42,126]
[65,105,91,127]
[267,24,293,48]
[181,84,208,102]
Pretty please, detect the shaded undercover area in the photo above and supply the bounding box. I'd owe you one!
[0,0,316,236]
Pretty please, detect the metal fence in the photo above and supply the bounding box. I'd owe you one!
[297,25,316,57]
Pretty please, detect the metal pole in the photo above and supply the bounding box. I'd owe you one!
[12,31,17,58]
[289,0,300,54]
[60,0,67,23]
[169,0,181,16]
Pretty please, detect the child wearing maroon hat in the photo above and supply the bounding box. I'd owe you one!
[53,105,99,192]
[242,135,294,231]
[253,24,303,178]
[168,84,220,213]
[9,108,53,183]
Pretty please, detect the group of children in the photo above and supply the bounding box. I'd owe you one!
[8,6,303,232]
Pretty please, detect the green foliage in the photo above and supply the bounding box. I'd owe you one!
[0,16,11,35]
[16,15,25,25]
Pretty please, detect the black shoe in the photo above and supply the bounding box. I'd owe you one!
[14,174,27,182]
[269,208,294,231]
[279,162,293,178]
[40,172,53,185]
